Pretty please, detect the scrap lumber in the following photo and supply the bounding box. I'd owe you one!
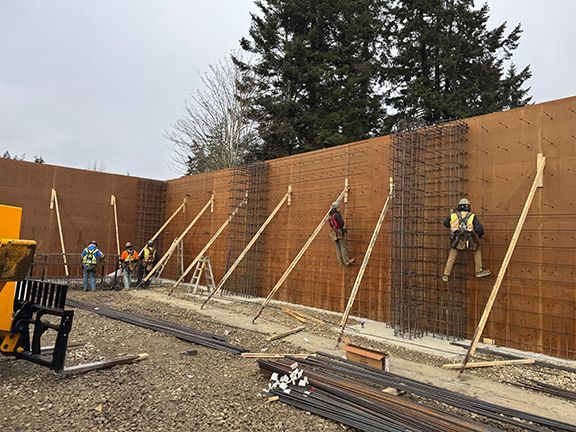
[460,154,546,374]
[241,353,314,359]
[49,189,69,277]
[266,326,306,342]
[252,181,350,323]
[171,195,248,294]
[61,353,148,376]
[142,194,214,285]
[337,177,394,344]
[201,186,292,308]
[283,307,324,325]
[443,358,535,370]
[282,308,307,323]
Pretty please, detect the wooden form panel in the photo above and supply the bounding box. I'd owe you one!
[164,138,393,322]
[465,96,576,359]
[0,159,149,258]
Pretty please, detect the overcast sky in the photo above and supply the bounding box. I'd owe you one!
[1,1,574,180]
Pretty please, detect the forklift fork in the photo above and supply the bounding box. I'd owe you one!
[11,279,74,371]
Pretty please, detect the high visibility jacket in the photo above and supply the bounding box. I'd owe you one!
[120,249,139,262]
[142,246,156,263]
[449,212,475,234]
[82,246,103,265]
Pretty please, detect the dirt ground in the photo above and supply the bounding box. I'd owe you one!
[1,285,575,431]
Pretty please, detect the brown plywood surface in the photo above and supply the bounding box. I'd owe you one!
[2,96,575,360]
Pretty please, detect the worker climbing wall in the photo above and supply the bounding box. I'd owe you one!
[390,120,468,340]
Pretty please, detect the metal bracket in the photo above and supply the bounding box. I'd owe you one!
[537,153,544,188]
[183,194,190,213]
[49,188,56,209]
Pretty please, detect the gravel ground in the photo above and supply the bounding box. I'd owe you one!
[2,285,575,432]
[0,290,348,432]
[168,285,576,396]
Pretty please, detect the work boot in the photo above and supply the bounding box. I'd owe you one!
[441,274,449,282]
[476,269,491,278]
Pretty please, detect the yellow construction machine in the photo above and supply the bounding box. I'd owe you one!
[0,204,73,371]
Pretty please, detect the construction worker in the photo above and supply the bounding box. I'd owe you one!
[81,241,104,291]
[119,242,139,289]
[328,201,355,266]
[139,240,157,288]
[442,198,491,282]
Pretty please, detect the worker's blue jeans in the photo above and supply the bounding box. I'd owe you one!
[83,268,96,291]
[123,268,132,289]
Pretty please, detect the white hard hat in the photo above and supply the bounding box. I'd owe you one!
[331,201,340,209]
[458,198,470,207]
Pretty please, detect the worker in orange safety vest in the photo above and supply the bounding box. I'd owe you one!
[119,242,139,289]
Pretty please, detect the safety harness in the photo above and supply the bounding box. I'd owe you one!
[449,211,478,250]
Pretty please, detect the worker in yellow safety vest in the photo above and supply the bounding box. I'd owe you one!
[140,240,157,288]
[442,198,491,282]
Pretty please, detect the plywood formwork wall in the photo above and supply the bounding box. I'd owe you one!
[164,97,575,360]
[0,159,165,272]
[465,96,576,359]
[164,138,392,321]
[1,96,574,360]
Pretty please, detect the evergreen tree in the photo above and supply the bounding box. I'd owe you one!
[236,0,387,159]
[385,0,531,127]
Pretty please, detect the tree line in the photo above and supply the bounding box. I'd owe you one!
[168,0,531,174]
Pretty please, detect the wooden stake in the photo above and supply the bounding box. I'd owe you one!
[201,187,291,308]
[266,326,306,342]
[460,154,546,374]
[444,358,535,369]
[142,195,214,284]
[170,195,248,294]
[337,177,394,344]
[50,189,69,277]
[110,195,120,256]
[252,183,350,323]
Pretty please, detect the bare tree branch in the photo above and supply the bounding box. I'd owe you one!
[166,55,261,175]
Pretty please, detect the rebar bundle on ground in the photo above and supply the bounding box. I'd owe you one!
[261,353,576,432]
[506,379,576,402]
[67,298,247,355]
[260,359,495,432]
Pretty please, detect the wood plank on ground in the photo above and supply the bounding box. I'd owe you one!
[443,358,535,370]
[266,326,306,342]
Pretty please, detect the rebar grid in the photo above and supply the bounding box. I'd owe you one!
[135,180,166,250]
[224,162,269,296]
[391,120,468,340]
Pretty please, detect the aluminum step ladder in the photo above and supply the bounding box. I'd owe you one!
[189,256,216,294]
